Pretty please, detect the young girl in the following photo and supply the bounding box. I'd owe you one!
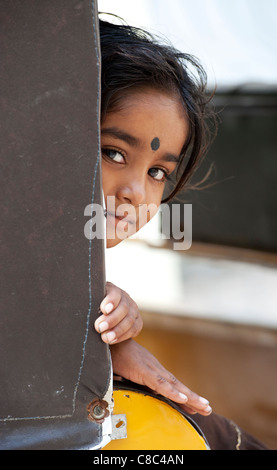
[94,18,267,449]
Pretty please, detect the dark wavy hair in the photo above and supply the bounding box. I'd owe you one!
[99,18,216,202]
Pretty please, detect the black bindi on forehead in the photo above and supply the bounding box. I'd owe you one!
[151,137,160,151]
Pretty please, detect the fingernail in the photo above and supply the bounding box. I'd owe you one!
[204,405,212,414]
[98,321,109,333]
[106,331,116,343]
[105,303,114,314]
[179,392,188,402]
[199,397,209,406]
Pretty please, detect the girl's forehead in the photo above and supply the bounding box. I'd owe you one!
[101,89,189,157]
[101,91,190,210]
[103,89,187,130]
[112,87,185,114]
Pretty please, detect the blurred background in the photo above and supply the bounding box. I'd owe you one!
[98,0,277,449]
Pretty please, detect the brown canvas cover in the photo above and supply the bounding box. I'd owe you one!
[0,0,111,449]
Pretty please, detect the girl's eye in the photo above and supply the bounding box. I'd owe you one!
[148,167,168,182]
[102,148,125,163]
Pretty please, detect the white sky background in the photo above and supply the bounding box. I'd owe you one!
[98,0,277,88]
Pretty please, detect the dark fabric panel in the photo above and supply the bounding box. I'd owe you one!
[0,0,110,449]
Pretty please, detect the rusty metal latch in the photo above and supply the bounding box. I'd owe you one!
[87,399,109,424]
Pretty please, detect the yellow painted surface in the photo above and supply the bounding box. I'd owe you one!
[103,389,208,450]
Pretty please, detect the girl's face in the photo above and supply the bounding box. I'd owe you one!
[101,88,189,248]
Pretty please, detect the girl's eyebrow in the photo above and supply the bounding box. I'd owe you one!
[101,127,141,148]
[101,126,179,163]
[101,127,179,163]
[160,153,179,163]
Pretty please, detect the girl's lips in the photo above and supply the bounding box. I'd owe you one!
[106,211,136,226]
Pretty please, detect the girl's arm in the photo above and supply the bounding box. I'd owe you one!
[110,339,212,417]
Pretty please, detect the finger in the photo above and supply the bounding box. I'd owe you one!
[114,320,143,342]
[179,389,212,415]
[162,371,211,410]
[149,371,212,416]
[179,402,212,416]
[95,303,129,340]
[95,298,126,334]
[94,310,125,338]
[153,379,212,416]
[106,316,143,344]
[97,299,129,332]
[145,372,189,405]
[100,310,143,344]
[94,313,109,335]
[100,282,122,315]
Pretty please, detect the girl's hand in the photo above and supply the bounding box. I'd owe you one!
[110,339,212,417]
[94,282,143,344]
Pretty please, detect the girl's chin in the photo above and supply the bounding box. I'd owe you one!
[106,238,124,248]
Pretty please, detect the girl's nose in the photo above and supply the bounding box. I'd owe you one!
[117,178,146,207]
